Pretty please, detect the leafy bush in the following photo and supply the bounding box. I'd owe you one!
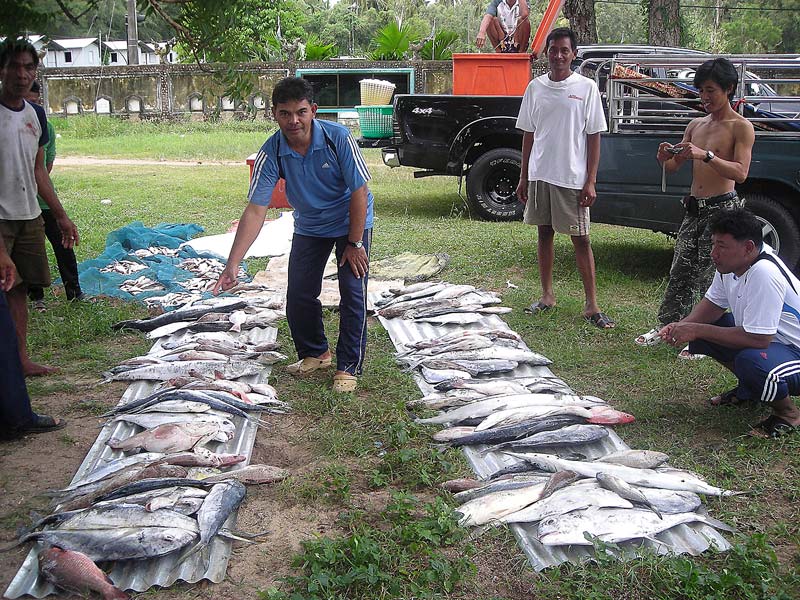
[369,22,418,60]
[420,30,460,60]
[260,492,475,600]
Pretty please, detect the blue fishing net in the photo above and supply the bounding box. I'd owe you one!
[75,222,248,305]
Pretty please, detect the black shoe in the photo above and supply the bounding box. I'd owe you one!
[67,291,86,301]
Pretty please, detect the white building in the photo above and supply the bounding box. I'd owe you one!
[44,38,101,67]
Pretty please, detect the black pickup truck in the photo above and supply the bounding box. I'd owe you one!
[381,50,800,268]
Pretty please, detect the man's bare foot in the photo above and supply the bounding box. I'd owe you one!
[23,361,59,377]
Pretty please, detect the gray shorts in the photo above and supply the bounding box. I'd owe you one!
[0,217,51,288]
[523,180,590,236]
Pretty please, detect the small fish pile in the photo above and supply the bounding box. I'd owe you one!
[143,292,200,309]
[100,260,148,275]
[378,280,738,566]
[119,276,165,294]
[132,246,183,259]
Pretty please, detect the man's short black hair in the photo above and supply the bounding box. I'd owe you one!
[709,208,763,247]
[272,77,314,107]
[29,80,40,95]
[694,58,738,101]
[546,27,577,52]
[0,38,39,70]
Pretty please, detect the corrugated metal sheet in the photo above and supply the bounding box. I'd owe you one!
[5,325,279,599]
[378,311,731,571]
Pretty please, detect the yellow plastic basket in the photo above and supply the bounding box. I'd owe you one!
[356,105,393,138]
[359,79,396,105]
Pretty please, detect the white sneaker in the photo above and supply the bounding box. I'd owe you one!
[634,328,662,347]
[678,346,707,360]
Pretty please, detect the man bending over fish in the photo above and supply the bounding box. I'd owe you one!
[214,77,373,393]
[659,208,800,438]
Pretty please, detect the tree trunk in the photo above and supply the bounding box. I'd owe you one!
[648,0,681,46]
[564,0,597,45]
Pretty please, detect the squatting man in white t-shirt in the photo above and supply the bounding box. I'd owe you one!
[476,0,531,53]
[659,208,800,439]
[515,27,615,329]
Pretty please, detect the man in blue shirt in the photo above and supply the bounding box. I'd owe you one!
[214,77,373,393]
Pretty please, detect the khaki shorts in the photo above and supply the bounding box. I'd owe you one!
[523,180,590,236]
[0,217,51,288]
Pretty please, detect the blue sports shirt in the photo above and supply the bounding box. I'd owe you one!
[248,119,374,238]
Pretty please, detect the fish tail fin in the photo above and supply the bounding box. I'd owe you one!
[700,515,738,534]
[169,541,206,576]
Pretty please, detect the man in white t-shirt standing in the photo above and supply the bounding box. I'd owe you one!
[476,0,530,53]
[514,27,614,328]
[660,208,800,438]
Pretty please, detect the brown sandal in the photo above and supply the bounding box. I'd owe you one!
[285,356,332,376]
[332,373,357,393]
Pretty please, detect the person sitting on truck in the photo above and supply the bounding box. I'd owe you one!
[659,208,800,438]
[476,0,531,53]
[635,57,755,358]
[515,27,614,329]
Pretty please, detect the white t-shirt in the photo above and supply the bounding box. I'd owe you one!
[705,244,800,349]
[0,100,46,220]
[516,72,607,190]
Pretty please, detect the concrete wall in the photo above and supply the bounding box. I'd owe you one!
[40,58,547,118]
[40,60,458,118]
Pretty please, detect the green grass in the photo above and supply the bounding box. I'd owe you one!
[28,135,800,599]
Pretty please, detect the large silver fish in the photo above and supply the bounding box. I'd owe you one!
[537,506,735,546]
[455,482,546,527]
[595,450,670,469]
[501,480,632,524]
[104,360,264,382]
[483,424,609,454]
[505,453,742,497]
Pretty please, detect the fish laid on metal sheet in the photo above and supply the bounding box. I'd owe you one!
[103,360,265,382]
[453,475,549,505]
[420,366,472,384]
[455,482,547,527]
[12,527,197,562]
[414,312,485,325]
[595,450,670,469]
[482,424,609,455]
[420,358,519,377]
[475,404,626,431]
[107,422,234,454]
[539,470,581,500]
[193,464,290,485]
[39,546,129,600]
[113,299,248,332]
[436,414,588,447]
[537,506,735,546]
[501,480,634,525]
[416,394,604,426]
[596,472,663,518]
[504,453,742,497]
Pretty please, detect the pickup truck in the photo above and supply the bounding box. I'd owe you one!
[381,50,800,268]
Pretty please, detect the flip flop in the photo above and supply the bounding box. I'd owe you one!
[678,346,707,361]
[585,312,615,329]
[749,414,797,439]
[332,372,357,393]
[1,415,67,440]
[709,387,744,407]
[524,301,554,315]
[285,356,332,376]
[635,328,662,347]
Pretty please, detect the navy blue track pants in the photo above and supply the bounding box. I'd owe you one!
[0,290,36,434]
[286,229,371,375]
[689,313,800,403]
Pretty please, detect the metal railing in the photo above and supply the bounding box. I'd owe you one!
[576,54,800,135]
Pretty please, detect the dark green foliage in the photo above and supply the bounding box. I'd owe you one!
[260,492,475,600]
[419,30,460,60]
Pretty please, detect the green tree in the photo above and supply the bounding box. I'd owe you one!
[722,14,783,54]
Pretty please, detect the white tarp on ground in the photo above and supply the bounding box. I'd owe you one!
[183,211,295,259]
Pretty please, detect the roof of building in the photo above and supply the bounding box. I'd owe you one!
[48,38,99,50]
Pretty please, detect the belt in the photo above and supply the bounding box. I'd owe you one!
[690,191,738,210]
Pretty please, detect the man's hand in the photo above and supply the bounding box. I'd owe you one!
[0,250,16,292]
[212,266,239,295]
[580,180,597,207]
[340,245,368,279]
[56,215,79,249]
[516,179,528,204]
[670,141,705,162]
[659,321,697,347]
[476,30,487,48]
[657,142,678,163]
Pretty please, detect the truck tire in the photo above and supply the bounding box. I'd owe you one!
[466,148,524,221]
[745,193,800,270]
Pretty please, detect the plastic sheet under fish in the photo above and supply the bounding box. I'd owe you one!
[378,311,731,571]
[4,325,278,598]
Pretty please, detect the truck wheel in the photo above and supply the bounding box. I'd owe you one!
[466,148,524,221]
[745,193,800,269]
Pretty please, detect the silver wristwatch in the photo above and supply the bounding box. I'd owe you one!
[703,150,715,163]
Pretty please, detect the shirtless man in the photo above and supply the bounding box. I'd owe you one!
[476,0,531,53]
[635,57,755,358]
